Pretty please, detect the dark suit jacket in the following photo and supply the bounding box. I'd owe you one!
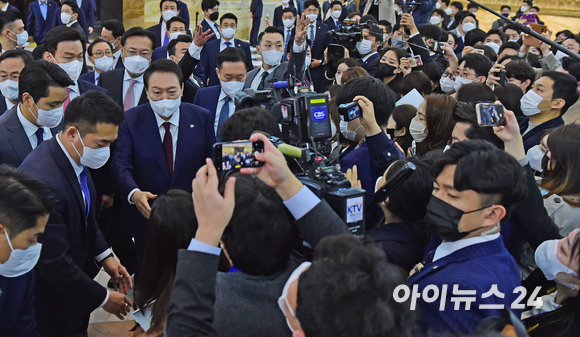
[309,21,331,92]
[77,0,95,28]
[272,5,296,28]
[152,45,168,61]
[3,4,20,13]
[114,56,123,69]
[27,0,58,44]
[192,85,221,126]
[201,19,219,43]
[79,70,97,85]
[78,78,107,96]
[112,103,215,242]
[244,48,306,90]
[0,106,60,167]
[97,68,148,109]
[146,23,164,49]
[54,8,89,43]
[250,0,263,16]
[157,0,191,30]
[0,94,9,115]
[19,138,109,335]
[518,116,564,152]
[323,16,341,30]
[360,52,380,77]
[200,39,253,87]
[0,272,38,336]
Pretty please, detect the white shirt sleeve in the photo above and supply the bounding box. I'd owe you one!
[189,43,203,60]
[95,248,113,262]
[128,188,140,205]
[283,186,321,220]
[187,238,222,255]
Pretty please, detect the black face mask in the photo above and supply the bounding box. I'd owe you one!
[425,195,493,242]
[541,153,550,173]
[376,62,397,79]
[209,11,219,21]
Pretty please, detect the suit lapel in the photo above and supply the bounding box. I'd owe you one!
[5,109,33,163]
[137,106,171,182]
[109,70,124,108]
[172,106,194,181]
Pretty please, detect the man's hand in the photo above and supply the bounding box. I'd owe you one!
[192,159,236,247]
[400,13,418,35]
[193,23,215,47]
[486,63,505,88]
[131,191,157,219]
[295,13,309,43]
[101,195,114,210]
[461,45,475,57]
[345,165,361,188]
[311,59,321,68]
[493,102,526,161]
[250,13,253,18]
[240,133,303,201]
[354,95,382,137]
[102,291,132,320]
[102,257,133,295]
[539,29,553,56]
[519,34,531,54]
[89,27,93,34]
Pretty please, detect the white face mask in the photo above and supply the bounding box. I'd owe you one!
[169,31,185,40]
[332,10,341,19]
[71,130,111,169]
[555,50,568,64]
[283,19,295,29]
[124,55,150,75]
[535,239,578,289]
[484,41,500,53]
[29,100,63,128]
[306,14,318,22]
[342,123,362,141]
[278,262,311,333]
[9,30,29,46]
[430,16,441,25]
[453,76,473,92]
[409,119,427,142]
[52,55,83,82]
[222,27,236,40]
[520,5,528,12]
[150,97,181,119]
[435,2,441,9]
[508,38,520,43]
[339,116,347,133]
[444,7,453,15]
[304,56,312,70]
[221,80,245,98]
[0,80,19,100]
[526,145,545,172]
[261,49,283,67]
[331,121,337,137]
[94,56,114,72]
[356,39,374,55]
[461,22,476,33]
[520,90,551,116]
[439,76,455,93]
[162,10,178,21]
[60,12,73,24]
[0,230,42,278]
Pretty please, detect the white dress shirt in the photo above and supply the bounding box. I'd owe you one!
[122,70,145,108]
[38,0,48,20]
[1,3,8,11]
[112,49,122,67]
[205,18,221,39]
[5,97,15,110]
[433,232,501,262]
[68,81,80,101]
[66,19,78,27]
[161,21,168,46]
[214,89,236,133]
[362,51,378,63]
[17,104,52,149]
[54,134,112,308]
[250,66,276,91]
[94,72,100,85]
[220,38,235,52]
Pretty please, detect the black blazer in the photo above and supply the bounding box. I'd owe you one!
[0,106,61,167]
[97,68,148,109]
[0,94,9,116]
[201,19,219,43]
[79,78,108,95]
[146,23,164,49]
[19,138,109,335]
[360,52,380,77]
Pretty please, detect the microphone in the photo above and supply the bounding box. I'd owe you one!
[272,80,290,89]
[278,144,302,158]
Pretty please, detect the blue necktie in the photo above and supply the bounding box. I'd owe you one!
[225,41,231,48]
[164,34,169,46]
[35,128,44,148]
[79,167,90,219]
[309,24,315,48]
[216,96,231,142]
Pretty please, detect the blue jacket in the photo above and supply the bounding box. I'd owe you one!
[408,236,521,335]
[79,70,97,85]
[27,0,58,44]
[112,103,215,242]
[412,0,438,26]
[77,0,95,28]
[200,39,253,87]
[0,271,38,336]
[193,85,221,122]
[54,7,90,43]
[518,116,564,152]
[201,19,219,43]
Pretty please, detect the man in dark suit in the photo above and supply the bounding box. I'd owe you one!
[0,166,57,337]
[0,0,20,14]
[303,0,331,92]
[356,22,382,76]
[0,11,28,52]
[147,0,183,49]
[279,7,296,62]
[323,0,343,29]
[76,0,95,34]
[151,16,188,61]
[201,0,221,43]
[42,26,107,111]
[250,0,263,46]
[80,38,114,86]
[155,0,190,30]
[199,13,253,87]
[19,91,132,337]
[167,34,205,95]
[100,19,125,70]
[26,0,57,44]
[112,59,215,270]
[53,0,89,42]
[0,50,32,115]
[273,0,295,28]
[0,59,67,168]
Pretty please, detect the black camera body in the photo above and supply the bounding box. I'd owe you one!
[326,21,364,66]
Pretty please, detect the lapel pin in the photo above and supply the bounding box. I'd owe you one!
[190,124,194,128]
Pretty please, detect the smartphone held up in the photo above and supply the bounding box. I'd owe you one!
[213,140,264,173]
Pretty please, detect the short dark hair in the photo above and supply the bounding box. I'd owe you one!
[494,83,524,117]
[44,26,85,56]
[440,0,450,6]
[0,9,21,32]
[296,234,419,337]
[392,22,411,36]
[360,14,378,24]
[330,0,342,8]
[498,41,521,55]
[220,107,280,142]
[336,76,398,128]
[523,0,533,6]
[62,0,80,14]
[143,59,184,89]
[503,24,521,35]
[541,70,580,114]
[555,29,574,40]
[432,140,527,210]
[497,54,521,64]
[397,71,432,97]
[378,19,392,34]
[561,57,580,82]
[458,11,476,24]
[63,91,124,135]
[455,82,495,103]
[87,38,113,56]
[500,5,511,11]
[0,165,57,237]
[450,1,463,10]
[219,12,237,24]
[159,0,179,10]
[467,3,478,10]
[102,20,125,39]
[505,60,534,89]
[486,28,506,43]
[474,45,497,63]
[464,28,486,47]
[219,174,300,275]
[121,27,156,50]
[531,6,540,12]
[216,47,247,69]
[201,0,219,11]
[452,102,504,149]
[458,53,493,78]
[0,49,32,67]
[303,0,320,10]
[282,6,297,16]
[166,16,186,31]
[167,34,192,57]
[257,26,283,45]
[417,24,442,41]
[421,62,443,85]
[19,60,74,102]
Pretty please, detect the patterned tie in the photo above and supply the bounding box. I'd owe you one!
[216,96,231,142]
[63,88,72,113]
[214,23,221,39]
[225,41,231,48]
[35,128,44,148]
[79,167,90,219]
[124,79,137,111]
[162,122,173,177]
[257,71,269,90]
[309,24,315,49]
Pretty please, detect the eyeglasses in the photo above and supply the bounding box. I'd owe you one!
[91,50,113,58]
[124,49,151,59]
[443,70,455,80]
[0,74,19,81]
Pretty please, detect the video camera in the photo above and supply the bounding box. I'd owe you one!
[326,20,383,67]
[402,0,420,14]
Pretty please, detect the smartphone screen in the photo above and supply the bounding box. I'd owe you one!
[214,141,264,172]
[476,103,505,127]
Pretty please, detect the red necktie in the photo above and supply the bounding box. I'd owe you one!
[162,122,173,177]
[63,88,72,113]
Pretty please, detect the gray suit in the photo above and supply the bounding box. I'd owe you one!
[166,200,350,337]
[0,106,60,167]
[244,49,307,90]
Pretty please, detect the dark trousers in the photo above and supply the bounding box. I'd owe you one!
[250,15,262,46]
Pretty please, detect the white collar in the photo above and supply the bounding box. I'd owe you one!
[362,51,378,62]
[56,132,84,177]
[123,69,144,83]
[153,104,180,129]
[17,103,45,138]
[1,3,8,11]
[113,49,122,60]
[204,18,217,26]
[38,0,47,5]
[69,82,79,94]
[66,19,78,27]
[433,232,501,262]
[221,38,234,45]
